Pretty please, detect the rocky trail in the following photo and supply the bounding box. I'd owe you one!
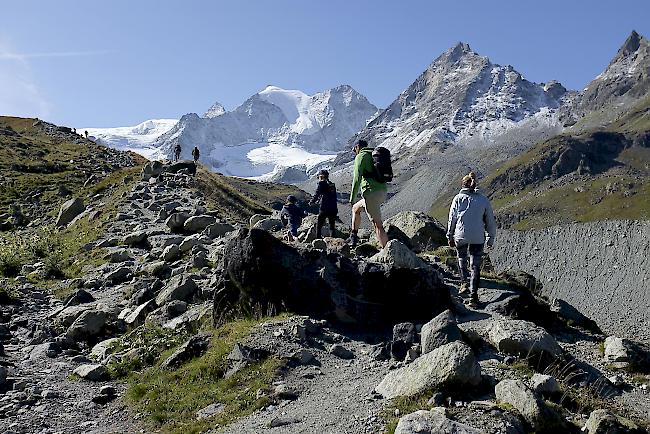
[1,160,649,434]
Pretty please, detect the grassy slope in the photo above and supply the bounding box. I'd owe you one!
[197,168,309,224]
[0,116,146,220]
[430,97,650,229]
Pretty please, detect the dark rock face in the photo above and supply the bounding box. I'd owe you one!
[165,161,197,175]
[214,228,450,329]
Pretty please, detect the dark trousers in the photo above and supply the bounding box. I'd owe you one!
[316,212,336,238]
[456,243,484,296]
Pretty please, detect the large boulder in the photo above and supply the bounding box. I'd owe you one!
[166,212,190,233]
[384,211,447,252]
[395,408,480,434]
[369,240,427,269]
[495,379,563,431]
[204,222,236,239]
[55,198,85,227]
[156,275,199,306]
[584,409,643,434]
[485,317,563,358]
[214,228,451,328]
[420,309,462,354]
[375,341,481,399]
[252,218,283,232]
[142,160,163,179]
[391,322,416,360]
[73,364,107,381]
[164,160,197,175]
[161,334,209,369]
[184,215,217,233]
[122,230,148,247]
[65,309,109,341]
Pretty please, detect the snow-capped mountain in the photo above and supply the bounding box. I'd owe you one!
[156,84,377,181]
[325,42,572,216]
[83,119,178,160]
[204,102,226,118]
[350,42,568,157]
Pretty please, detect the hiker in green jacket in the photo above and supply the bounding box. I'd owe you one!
[347,139,389,248]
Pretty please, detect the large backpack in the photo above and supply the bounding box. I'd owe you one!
[370,147,393,183]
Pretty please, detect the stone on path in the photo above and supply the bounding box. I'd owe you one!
[420,309,461,354]
[73,364,107,381]
[395,408,480,434]
[376,341,481,399]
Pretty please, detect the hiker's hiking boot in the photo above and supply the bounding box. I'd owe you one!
[346,233,359,247]
[466,294,480,309]
[458,282,470,297]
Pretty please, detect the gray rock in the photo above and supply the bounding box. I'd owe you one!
[65,309,108,341]
[0,366,6,386]
[106,266,132,284]
[155,275,199,305]
[384,211,447,252]
[376,341,481,399]
[141,261,171,278]
[584,409,642,434]
[184,215,217,233]
[55,197,85,227]
[249,214,266,227]
[196,403,225,420]
[311,239,327,250]
[329,344,354,359]
[369,240,426,269]
[142,160,163,179]
[122,231,148,246]
[99,385,117,396]
[161,334,209,369]
[166,212,190,233]
[485,317,562,357]
[395,408,480,434]
[420,309,462,354]
[193,251,209,268]
[291,348,315,365]
[495,379,562,431]
[125,300,156,326]
[179,234,206,252]
[204,222,236,239]
[252,218,283,232]
[90,337,120,361]
[391,322,416,360]
[604,336,631,368]
[530,373,560,395]
[73,364,107,381]
[106,249,132,263]
[165,300,187,318]
[162,244,181,262]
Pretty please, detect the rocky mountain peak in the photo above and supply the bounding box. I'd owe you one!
[203,102,226,118]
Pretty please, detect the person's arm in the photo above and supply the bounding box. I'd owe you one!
[310,183,323,205]
[349,154,363,203]
[484,198,497,247]
[447,197,459,246]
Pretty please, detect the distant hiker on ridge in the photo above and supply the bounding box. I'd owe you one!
[446,172,497,308]
[174,144,182,162]
[84,130,88,139]
[280,195,307,243]
[191,146,200,163]
[347,139,392,248]
[309,169,338,239]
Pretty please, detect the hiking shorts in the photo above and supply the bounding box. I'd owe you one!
[361,189,387,224]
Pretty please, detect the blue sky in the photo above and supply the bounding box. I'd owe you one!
[1,0,649,127]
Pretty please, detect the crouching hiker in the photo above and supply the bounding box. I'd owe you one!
[446,172,496,308]
[310,169,338,238]
[281,195,307,242]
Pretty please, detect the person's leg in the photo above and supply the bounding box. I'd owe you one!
[456,243,470,288]
[363,190,388,248]
[316,212,326,239]
[328,213,336,237]
[468,244,484,298]
[351,199,364,232]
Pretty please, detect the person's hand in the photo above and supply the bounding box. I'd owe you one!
[448,238,455,248]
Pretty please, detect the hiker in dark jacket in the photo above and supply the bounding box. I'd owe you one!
[174,144,182,162]
[309,169,338,238]
[280,195,306,242]
[191,146,200,162]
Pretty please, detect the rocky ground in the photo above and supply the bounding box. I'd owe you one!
[1,161,649,434]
